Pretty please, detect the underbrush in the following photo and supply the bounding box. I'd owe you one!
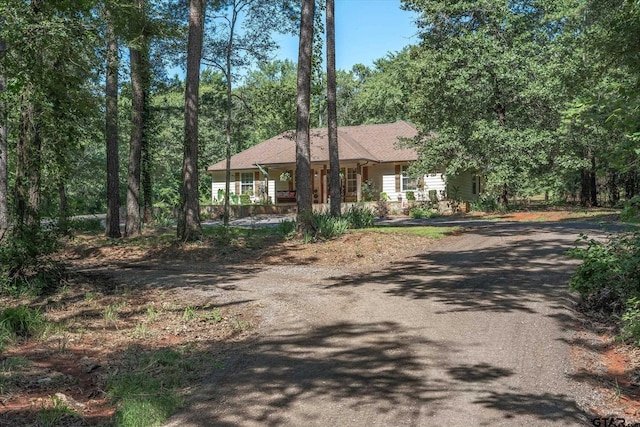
[0,227,64,297]
[569,231,640,344]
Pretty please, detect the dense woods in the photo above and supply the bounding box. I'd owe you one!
[0,0,639,272]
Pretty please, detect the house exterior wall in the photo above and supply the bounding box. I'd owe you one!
[447,171,481,201]
[210,163,455,205]
[377,163,446,202]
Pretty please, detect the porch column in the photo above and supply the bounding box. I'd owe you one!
[356,163,362,202]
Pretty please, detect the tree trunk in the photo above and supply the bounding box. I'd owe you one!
[58,180,68,232]
[125,45,143,236]
[590,156,598,207]
[580,168,590,207]
[0,29,8,239]
[16,91,41,231]
[609,170,620,206]
[105,9,121,238]
[223,8,239,227]
[125,0,150,236]
[326,0,341,217]
[178,0,205,241]
[295,0,315,230]
[142,132,153,224]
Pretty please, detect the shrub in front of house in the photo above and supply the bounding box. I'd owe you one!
[409,206,439,219]
[344,205,375,229]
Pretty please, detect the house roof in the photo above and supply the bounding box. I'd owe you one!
[207,120,420,172]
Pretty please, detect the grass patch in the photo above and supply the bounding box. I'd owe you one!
[107,348,190,427]
[0,305,46,349]
[355,225,461,239]
[37,394,83,427]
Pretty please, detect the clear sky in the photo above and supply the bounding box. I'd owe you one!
[273,0,419,71]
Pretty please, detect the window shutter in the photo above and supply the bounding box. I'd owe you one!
[395,165,401,192]
[235,172,240,195]
[363,166,368,182]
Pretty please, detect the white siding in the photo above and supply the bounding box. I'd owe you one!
[373,163,397,201]
[422,173,447,200]
[267,179,276,204]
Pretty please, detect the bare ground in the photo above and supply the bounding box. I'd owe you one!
[1,209,638,426]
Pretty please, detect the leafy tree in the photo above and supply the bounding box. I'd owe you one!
[239,60,298,142]
[343,52,411,125]
[402,0,569,203]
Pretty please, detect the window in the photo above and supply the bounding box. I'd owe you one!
[472,174,480,195]
[241,172,253,194]
[401,165,417,191]
[346,167,357,193]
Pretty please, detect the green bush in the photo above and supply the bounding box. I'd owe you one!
[470,193,502,212]
[276,219,297,239]
[569,232,640,343]
[312,210,349,239]
[409,206,439,219]
[569,233,640,310]
[68,217,103,232]
[406,191,416,201]
[621,195,640,223]
[0,228,62,296]
[0,305,45,349]
[621,297,640,345]
[240,191,252,205]
[344,205,375,229]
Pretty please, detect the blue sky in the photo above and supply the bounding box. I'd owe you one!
[273,0,419,71]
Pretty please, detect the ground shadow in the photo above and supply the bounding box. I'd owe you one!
[325,222,615,316]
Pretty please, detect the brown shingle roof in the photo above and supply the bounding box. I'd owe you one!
[206,120,418,172]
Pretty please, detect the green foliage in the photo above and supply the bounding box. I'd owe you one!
[470,193,503,213]
[343,205,376,229]
[0,228,62,296]
[621,297,640,345]
[569,232,640,315]
[240,192,252,205]
[621,196,640,223]
[409,206,439,219]
[0,305,45,349]
[405,191,415,201]
[361,179,378,202]
[275,219,297,239]
[402,0,576,202]
[68,217,103,233]
[312,210,349,240]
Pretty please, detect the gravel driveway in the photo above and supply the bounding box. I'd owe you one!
[165,221,620,427]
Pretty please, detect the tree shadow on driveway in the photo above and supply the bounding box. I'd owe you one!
[167,321,449,426]
[324,222,605,315]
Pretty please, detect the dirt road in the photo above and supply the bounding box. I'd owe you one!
[164,221,618,426]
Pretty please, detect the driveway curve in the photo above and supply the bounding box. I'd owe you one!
[165,221,619,427]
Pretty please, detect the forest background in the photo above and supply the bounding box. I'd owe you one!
[0,0,639,240]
